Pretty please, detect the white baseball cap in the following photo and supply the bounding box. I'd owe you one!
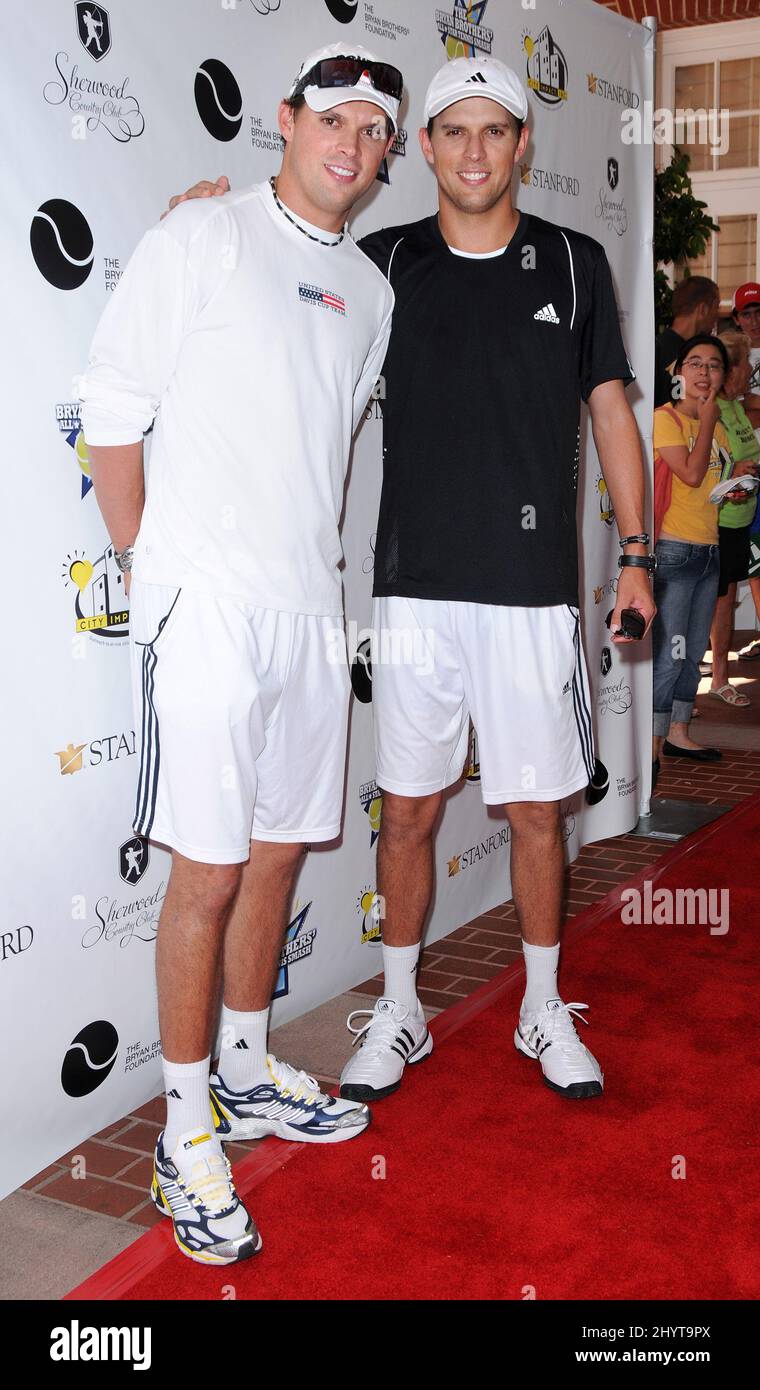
[424,55,528,124]
[288,42,401,133]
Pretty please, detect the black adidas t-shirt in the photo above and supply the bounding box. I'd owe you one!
[358,211,634,607]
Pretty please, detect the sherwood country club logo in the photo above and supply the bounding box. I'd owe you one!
[43,8,144,143]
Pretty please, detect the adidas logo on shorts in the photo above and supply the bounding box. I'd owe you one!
[534,303,560,324]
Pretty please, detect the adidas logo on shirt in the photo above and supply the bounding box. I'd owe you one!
[534,303,560,324]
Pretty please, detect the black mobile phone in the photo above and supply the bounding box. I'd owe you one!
[605,607,646,640]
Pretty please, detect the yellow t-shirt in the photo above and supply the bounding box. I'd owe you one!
[654,406,732,544]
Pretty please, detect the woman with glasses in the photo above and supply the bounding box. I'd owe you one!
[651,334,751,786]
[707,330,760,705]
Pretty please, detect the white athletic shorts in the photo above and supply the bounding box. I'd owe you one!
[129,580,349,863]
[371,596,595,805]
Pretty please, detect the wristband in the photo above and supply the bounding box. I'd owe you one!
[618,553,656,576]
[618,533,649,547]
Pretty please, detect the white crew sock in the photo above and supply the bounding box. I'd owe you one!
[382,941,422,1012]
[162,1055,215,1157]
[521,941,560,1014]
[218,1004,269,1090]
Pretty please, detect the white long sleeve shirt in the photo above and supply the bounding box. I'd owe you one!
[79,179,393,615]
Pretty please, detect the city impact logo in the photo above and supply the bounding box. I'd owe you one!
[62,545,129,639]
[357,886,383,945]
[522,25,568,107]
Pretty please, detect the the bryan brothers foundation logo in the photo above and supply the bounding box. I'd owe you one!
[359,781,383,847]
[436,1,493,58]
[44,8,145,143]
[596,156,628,238]
[273,902,316,999]
[55,404,93,498]
[299,283,346,315]
[62,546,129,641]
[522,26,568,107]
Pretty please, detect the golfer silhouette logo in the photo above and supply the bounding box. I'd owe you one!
[75,4,112,62]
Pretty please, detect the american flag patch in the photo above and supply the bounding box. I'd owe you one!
[299,282,346,315]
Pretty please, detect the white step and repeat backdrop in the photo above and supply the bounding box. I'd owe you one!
[1,0,654,1195]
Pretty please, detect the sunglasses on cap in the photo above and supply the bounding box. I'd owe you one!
[292,57,403,102]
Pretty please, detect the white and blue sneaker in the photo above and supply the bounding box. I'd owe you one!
[514,998,604,1099]
[339,997,433,1101]
[151,1127,261,1265]
[209,1054,370,1143]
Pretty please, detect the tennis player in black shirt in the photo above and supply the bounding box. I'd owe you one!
[168,55,656,1107]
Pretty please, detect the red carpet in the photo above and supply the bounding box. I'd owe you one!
[67,796,760,1301]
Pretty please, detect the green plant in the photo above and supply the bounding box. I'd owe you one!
[654,147,719,333]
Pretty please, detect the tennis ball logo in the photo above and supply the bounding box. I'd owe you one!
[75,430,91,481]
[324,0,359,22]
[368,794,382,838]
[194,59,243,141]
[585,758,610,806]
[61,1020,119,1097]
[30,199,94,291]
[350,637,373,703]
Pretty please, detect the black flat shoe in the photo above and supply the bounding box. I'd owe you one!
[662,740,722,762]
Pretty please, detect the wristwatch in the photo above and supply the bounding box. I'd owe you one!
[114,545,135,573]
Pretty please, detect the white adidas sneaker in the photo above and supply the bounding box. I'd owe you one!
[339,997,433,1101]
[151,1126,261,1265]
[514,998,604,1099]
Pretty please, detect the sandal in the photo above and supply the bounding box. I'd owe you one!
[738,640,760,660]
[708,684,751,707]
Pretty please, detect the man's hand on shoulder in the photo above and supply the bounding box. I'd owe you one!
[160,175,230,222]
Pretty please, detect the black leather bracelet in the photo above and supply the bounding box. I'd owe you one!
[618,533,649,547]
[618,553,656,575]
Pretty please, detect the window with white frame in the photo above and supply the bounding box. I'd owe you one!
[659,18,760,310]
